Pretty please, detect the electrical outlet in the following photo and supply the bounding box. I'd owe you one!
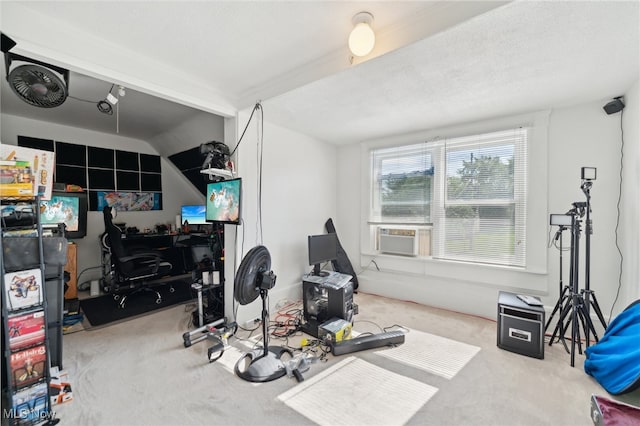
[243,317,260,328]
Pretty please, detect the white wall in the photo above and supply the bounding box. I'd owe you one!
[620,80,640,308]
[149,111,225,158]
[1,113,203,285]
[337,96,638,322]
[231,106,337,323]
[547,98,631,320]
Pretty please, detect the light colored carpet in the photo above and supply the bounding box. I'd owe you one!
[375,328,481,379]
[51,292,640,425]
[278,356,438,426]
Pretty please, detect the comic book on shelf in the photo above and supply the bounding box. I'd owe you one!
[7,310,46,351]
[10,381,49,425]
[3,268,43,311]
[1,144,55,200]
[9,344,47,389]
[50,366,73,405]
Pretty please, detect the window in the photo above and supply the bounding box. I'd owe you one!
[371,144,433,224]
[370,128,528,267]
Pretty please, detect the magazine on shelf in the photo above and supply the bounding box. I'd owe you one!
[10,381,49,425]
[7,310,46,351]
[3,268,43,311]
[10,344,47,389]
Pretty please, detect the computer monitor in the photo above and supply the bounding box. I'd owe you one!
[205,178,241,225]
[39,192,88,239]
[181,205,207,225]
[308,233,338,277]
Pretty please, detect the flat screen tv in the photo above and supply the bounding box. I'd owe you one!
[39,192,88,239]
[181,205,207,225]
[206,178,241,225]
[308,233,338,277]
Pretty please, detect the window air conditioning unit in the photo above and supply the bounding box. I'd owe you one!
[378,227,419,256]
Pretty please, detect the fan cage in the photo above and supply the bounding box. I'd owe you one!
[8,63,68,108]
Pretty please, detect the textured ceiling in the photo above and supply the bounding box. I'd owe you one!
[264,1,640,144]
[0,1,638,146]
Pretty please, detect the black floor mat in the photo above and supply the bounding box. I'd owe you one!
[80,281,194,327]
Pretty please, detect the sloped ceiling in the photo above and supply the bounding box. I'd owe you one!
[0,1,638,148]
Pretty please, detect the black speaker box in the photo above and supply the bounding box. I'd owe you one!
[497,291,545,359]
[603,98,625,115]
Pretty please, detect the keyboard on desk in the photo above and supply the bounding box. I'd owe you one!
[331,330,405,356]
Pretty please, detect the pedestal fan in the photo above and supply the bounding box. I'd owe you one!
[234,245,291,382]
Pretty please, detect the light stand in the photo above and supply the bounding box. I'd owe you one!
[545,221,569,351]
[580,177,608,347]
[548,168,608,366]
[549,204,595,366]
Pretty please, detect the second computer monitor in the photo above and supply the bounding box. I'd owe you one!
[308,233,338,276]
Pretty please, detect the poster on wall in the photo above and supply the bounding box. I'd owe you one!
[95,192,162,212]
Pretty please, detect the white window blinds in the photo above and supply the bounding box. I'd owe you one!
[434,128,528,266]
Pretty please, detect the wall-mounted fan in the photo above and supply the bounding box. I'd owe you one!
[4,52,69,108]
[233,245,291,382]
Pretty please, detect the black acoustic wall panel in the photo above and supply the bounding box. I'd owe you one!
[88,168,115,190]
[140,154,161,172]
[56,141,86,166]
[141,173,162,192]
[17,136,163,210]
[56,165,87,188]
[18,136,54,152]
[116,150,139,171]
[168,146,206,196]
[116,171,140,191]
[88,146,114,168]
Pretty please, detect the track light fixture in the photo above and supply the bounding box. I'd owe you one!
[348,12,375,57]
[97,84,125,115]
[97,100,113,115]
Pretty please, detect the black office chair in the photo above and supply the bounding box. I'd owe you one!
[102,206,173,308]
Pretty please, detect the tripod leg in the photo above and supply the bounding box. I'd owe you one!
[590,293,608,330]
[570,303,579,367]
[545,287,569,332]
[582,305,600,343]
[551,298,571,352]
[576,307,588,355]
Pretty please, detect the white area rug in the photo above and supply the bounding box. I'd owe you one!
[376,329,481,379]
[217,344,247,374]
[278,356,438,426]
[217,338,263,386]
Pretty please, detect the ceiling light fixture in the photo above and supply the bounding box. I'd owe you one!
[348,12,375,57]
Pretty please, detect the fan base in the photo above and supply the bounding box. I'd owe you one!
[235,346,291,383]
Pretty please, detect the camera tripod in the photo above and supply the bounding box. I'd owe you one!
[547,193,607,366]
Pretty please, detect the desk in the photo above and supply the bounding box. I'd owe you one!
[64,242,77,299]
[104,232,218,276]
